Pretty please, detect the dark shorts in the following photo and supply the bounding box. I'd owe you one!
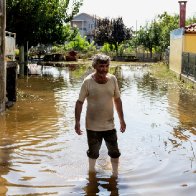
[86,129,121,159]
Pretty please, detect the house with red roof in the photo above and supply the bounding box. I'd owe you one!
[169,1,196,83]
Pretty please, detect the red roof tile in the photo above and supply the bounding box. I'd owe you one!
[185,23,196,33]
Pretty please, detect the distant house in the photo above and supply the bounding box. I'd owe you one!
[183,23,196,53]
[169,25,196,69]
[169,1,196,84]
[71,13,98,42]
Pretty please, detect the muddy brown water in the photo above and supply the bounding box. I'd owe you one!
[0,63,195,195]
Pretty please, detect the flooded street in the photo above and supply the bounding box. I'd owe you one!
[0,62,196,195]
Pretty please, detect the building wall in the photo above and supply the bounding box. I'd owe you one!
[183,34,196,53]
[71,13,96,42]
[169,29,184,75]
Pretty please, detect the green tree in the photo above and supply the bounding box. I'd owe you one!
[156,12,179,52]
[6,0,83,47]
[94,18,111,45]
[110,17,132,55]
[94,17,132,55]
[186,16,196,25]
[64,33,96,52]
[135,12,179,58]
[100,43,115,55]
[155,12,196,52]
[135,12,196,60]
[136,21,161,58]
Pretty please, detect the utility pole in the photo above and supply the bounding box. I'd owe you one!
[0,0,6,112]
[135,20,138,55]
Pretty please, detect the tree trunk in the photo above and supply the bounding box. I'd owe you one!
[19,45,25,77]
[115,43,118,56]
[150,49,153,59]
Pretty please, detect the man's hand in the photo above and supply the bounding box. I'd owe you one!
[114,97,126,133]
[120,120,126,133]
[75,121,83,135]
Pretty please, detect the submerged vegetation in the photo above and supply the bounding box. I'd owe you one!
[149,63,196,94]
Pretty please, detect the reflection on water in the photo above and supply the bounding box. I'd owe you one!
[83,172,119,195]
[0,63,195,195]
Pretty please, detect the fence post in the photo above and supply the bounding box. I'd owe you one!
[181,52,184,74]
[0,0,6,112]
[194,55,196,80]
[19,45,25,77]
[187,52,190,76]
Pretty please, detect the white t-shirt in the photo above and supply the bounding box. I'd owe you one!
[78,73,120,131]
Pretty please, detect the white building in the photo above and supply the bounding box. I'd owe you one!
[71,13,98,42]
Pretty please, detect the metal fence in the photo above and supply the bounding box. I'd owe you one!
[182,52,196,80]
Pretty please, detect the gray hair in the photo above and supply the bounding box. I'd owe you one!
[92,54,110,68]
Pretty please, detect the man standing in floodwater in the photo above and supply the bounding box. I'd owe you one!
[74,53,126,176]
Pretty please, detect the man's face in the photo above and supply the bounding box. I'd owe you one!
[95,63,109,77]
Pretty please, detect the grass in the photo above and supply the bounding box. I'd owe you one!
[148,62,196,95]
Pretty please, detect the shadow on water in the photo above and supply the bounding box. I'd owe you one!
[0,63,195,195]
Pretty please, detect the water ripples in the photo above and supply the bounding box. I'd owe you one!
[0,64,195,195]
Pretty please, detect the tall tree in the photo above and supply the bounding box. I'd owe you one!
[94,18,111,45]
[186,16,196,25]
[156,12,179,52]
[6,0,83,47]
[94,17,132,55]
[110,17,132,54]
[135,12,179,58]
[136,21,161,58]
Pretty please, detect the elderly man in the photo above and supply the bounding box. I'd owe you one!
[75,53,126,176]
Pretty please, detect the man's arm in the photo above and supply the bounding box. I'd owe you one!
[75,100,84,135]
[114,97,126,133]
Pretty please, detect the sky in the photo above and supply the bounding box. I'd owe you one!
[79,0,196,29]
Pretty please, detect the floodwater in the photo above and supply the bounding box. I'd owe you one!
[0,62,196,196]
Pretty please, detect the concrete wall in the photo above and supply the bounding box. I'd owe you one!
[169,28,184,75]
[183,34,196,53]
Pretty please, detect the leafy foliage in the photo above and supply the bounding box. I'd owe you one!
[129,12,196,57]
[94,17,132,55]
[64,34,96,52]
[136,21,161,57]
[6,0,83,47]
[135,12,179,57]
[94,18,111,45]
[186,16,196,25]
[100,43,115,54]
[156,12,179,51]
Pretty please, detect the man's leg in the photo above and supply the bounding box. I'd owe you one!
[86,130,102,173]
[104,129,121,176]
[89,158,96,173]
[111,158,119,176]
